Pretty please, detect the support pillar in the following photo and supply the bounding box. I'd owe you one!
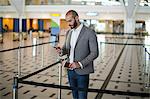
[124,18,135,34]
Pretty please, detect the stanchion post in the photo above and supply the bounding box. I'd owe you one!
[17,46,21,76]
[141,46,144,73]
[58,58,62,99]
[140,46,142,68]
[142,47,146,75]
[145,49,150,89]
[144,48,147,73]
[13,76,18,99]
[148,54,150,88]
[100,42,102,61]
[144,48,147,88]
[113,41,115,59]
[100,42,104,63]
[143,47,150,89]
[41,42,44,67]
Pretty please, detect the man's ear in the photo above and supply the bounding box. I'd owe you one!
[75,16,79,21]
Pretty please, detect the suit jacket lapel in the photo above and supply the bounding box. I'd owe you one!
[66,30,72,50]
[75,25,85,48]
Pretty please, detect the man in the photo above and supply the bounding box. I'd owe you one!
[56,10,99,99]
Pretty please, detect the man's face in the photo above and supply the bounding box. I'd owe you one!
[65,14,77,29]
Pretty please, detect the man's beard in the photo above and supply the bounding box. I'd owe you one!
[70,20,77,29]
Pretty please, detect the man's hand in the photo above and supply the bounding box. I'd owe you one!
[69,62,80,69]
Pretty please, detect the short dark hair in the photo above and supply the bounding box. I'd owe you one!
[66,10,78,17]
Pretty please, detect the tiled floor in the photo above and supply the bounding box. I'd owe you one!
[0,32,150,99]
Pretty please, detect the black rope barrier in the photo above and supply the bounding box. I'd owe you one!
[100,42,150,46]
[19,60,61,81]
[13,58,66,99]
[0,41,57,53]
[18,80,150,97]
[1,41,149,53]
[96,40,127,99]
[143,46,150,55]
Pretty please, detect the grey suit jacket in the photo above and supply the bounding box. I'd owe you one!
[62,25,99,75]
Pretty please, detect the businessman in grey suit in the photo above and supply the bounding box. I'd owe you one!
[56,10,99,99]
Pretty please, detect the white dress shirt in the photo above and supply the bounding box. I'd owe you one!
[69,24,83,68]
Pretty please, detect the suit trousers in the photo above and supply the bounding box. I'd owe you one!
[67,70,89,99]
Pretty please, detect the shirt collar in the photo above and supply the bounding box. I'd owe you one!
[72,24,83,32]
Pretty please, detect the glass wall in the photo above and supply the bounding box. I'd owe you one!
[140,0,150,6]
[80,19,124,33]
[135,20,146,35]
[25,0,121,6]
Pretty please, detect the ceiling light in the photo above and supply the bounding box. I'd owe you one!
[86,12,99,16]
